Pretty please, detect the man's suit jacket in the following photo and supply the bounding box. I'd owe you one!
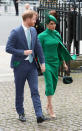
[6,25,45,68]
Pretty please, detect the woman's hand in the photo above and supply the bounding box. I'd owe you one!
[63,61,68,71]
[64,64,68,71]
[40,63,45,73]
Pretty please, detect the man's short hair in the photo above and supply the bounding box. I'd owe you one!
[22,10,36,21]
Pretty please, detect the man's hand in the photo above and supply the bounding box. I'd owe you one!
[24,50,32,56]
[40,63,45,73]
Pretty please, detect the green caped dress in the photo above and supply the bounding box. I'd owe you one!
[38,28,75,96]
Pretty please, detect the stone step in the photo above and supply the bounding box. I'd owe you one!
[70,55,82,69]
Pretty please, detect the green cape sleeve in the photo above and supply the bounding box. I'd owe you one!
[54,31,77,62]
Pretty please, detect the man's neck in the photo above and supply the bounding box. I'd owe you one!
[23,22,30,28]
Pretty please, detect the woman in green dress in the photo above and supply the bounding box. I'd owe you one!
[38,14,72,118]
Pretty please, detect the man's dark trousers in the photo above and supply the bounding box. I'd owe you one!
[14,60,43,117]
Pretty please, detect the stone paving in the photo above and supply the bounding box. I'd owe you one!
[0,73,82,131]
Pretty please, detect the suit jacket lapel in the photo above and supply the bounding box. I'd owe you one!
[30,28,34,49]
[20,26,28,49]
[19,26,34,50]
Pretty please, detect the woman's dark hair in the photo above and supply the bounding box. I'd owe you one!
[49,10,58,19]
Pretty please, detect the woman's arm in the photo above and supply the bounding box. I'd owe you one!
[58,44,68,71]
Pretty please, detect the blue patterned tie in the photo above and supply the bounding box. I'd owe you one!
[26,28,33,63]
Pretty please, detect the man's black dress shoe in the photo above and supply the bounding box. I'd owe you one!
[37,115,49,123]
[19,114,26,122]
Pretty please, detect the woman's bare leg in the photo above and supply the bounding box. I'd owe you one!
[47,96,56,118]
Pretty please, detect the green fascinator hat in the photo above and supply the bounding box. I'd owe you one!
[45,14,57,24]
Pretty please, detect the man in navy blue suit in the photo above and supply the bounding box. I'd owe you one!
[6,10,48,123]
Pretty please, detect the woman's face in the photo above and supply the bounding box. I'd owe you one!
[47,21,56,30]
